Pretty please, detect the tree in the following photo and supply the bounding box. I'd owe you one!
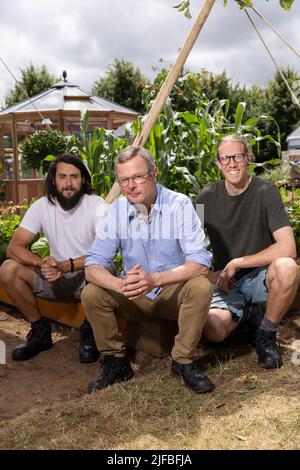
[92,58,148,113]
[264,67,300,149]
[5,64,57,108]
[143,68,246,119]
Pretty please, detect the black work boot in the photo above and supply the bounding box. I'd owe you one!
[79,319,100,363]
[244,303,265,348]
[255,328,283,369]
[11,318,53,361]
[87,356,134,393]
[172,360,215,394]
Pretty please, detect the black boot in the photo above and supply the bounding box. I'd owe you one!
[243,303,265,348]
[172,360,214,394]
[11,318,53,361]
[255,328,283,369]
[79,319,100,363]
[87,355,134,393]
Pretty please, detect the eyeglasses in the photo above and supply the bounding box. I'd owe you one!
[217,153,247,166]
[118,170,150,188]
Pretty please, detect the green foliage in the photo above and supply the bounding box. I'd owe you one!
[174,0,294,13]
[134,98,280,200]
[19,130,69,172]
[0,203,26,262]
[264,67,300,152]
[5,64,57,108]
[143,69,245,119]
[67,111,130,198]
[0,201,49,263]
[92,58,148,113]
[31,236,50,259]
[173,1,191,19]
[279,187,300,254]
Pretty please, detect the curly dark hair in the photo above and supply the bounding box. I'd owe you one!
[45,154,94,204]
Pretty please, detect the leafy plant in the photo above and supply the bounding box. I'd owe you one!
[133,98,281,200]
[19,130,69,173]
[65,111,130,198]
[0,200,49,263]
[31,236,50,259]
[0,204,23,262]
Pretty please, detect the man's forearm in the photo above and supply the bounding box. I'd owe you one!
[85,264,123,293]
[152,261,208,287]
[7,244,41,268]
[229,242,296,272]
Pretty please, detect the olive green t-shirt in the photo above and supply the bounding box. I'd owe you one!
[196,176,291,277]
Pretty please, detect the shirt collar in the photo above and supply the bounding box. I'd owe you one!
[127,183,162,220]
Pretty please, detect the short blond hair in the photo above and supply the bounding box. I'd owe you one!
[216,135,252,158]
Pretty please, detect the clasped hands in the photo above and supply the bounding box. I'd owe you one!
[121,263,156,300]
[40,256,67,282]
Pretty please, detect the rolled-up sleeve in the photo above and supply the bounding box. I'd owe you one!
[176,198,212,268]
[85,202,120,269]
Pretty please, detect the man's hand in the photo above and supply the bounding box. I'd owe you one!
[207,270,222,284]
[217,259,240,294]
[41,256,62,283]
[122,263,156,300]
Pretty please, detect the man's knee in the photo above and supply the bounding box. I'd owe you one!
[81,283,114,311]
[0,259,22,284]
[184,275,213,301]
[270,257,299,288]
[204,312,229,343]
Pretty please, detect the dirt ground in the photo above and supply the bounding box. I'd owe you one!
[0,305,102,420]
[1,301,300,423]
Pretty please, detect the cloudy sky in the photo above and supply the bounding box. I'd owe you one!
[0,0,299,106]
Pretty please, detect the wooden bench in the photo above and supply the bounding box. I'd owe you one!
[1,274,299,358]
[0,280,169,356]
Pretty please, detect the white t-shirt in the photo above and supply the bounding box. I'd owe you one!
[20,194,103,261]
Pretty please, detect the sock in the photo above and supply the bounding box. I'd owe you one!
[259,317,279,333]
[31,317,48,327]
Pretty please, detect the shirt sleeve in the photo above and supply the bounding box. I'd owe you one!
[19,200,43,235]
[85,202,120,269]
[264,184,291,234]
[175,197,212,268]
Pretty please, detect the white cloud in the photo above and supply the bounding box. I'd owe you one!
[0,0,299,106]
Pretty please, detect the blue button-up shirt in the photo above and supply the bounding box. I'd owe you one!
[86,184,212,299]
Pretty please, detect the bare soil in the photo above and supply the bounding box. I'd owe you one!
[0,305,100,419]
[1,302,300,450]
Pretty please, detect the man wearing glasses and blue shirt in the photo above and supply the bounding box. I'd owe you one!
[198,135,299,369]
[82,145,214,394]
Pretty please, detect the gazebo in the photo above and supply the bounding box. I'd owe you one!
[0,72,139,203]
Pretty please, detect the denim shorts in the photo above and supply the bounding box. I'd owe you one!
[33,268,86,302]
[211,266,268,322]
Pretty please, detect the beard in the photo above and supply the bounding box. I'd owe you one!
[54,187,83,210]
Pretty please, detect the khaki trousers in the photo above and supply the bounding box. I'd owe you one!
[81,275,212,364]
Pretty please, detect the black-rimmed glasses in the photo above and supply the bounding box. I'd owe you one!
[217,153,247,166]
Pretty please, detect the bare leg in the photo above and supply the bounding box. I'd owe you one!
[203,308,238,343]
[0,259,42,322]
[265,258,299,322]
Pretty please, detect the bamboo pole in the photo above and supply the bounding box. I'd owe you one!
[106,0,216,203]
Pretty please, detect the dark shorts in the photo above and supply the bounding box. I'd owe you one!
[33,268,86,302]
